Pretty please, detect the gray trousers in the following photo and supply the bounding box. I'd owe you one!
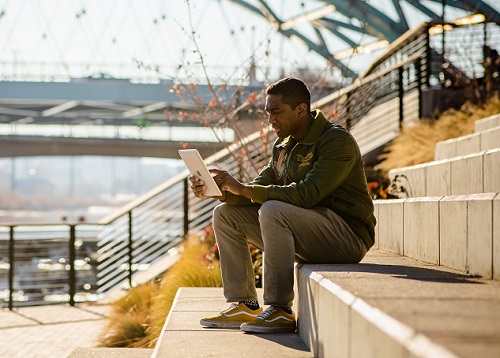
[213,200,368,307]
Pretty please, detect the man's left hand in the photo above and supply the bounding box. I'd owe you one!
[210,169,253,199]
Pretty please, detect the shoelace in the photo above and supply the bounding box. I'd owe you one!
[257,306,278,319]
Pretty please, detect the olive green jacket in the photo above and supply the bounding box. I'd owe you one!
[223,110,376,248]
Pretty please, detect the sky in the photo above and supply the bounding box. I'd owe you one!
[0,0,497,84]
[0,0,337,83]
[0,0,463,84]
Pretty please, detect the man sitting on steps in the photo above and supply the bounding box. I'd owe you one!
[189,77,376,333]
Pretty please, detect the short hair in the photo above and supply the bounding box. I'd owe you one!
[265,77,311,112]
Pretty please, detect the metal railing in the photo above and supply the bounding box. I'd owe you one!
[0,223,100,309]
[317,20,499,156]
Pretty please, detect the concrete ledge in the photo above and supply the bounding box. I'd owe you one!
[374,193,500,279]
[389,149,500,197]
[484,149,500,193]
[475,113,500,132]
[436,132,481,160]
[297,250,500,358]
[404,197,441,264]
[435,123,500,161]
[494,195,500,280]
[377,199,404,254]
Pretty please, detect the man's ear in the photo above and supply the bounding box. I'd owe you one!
[297,103,308,117]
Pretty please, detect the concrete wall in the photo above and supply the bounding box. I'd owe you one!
[374,194,500,280]
[475,113,500,132]
[389,148,500,197]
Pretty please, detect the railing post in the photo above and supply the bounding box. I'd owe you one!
[128,211,133,288]
[416,59,423,119]
[183,178,189,238]
[68,225,76,307]
[8,226,14,311]
[345,92,352,130]
[398,66,404,129]
[425,27,431,88]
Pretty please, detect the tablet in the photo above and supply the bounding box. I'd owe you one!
[178,149,222,197]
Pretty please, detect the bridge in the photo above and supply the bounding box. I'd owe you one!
[0,79,248,158]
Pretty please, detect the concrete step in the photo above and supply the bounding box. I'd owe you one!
[152,287,312,358]
[68,347,153,357]
[297,249,500,358]
[388,148,499,197]
[435,125,500,160]
[373,194,500,280]
[475,113,500,132]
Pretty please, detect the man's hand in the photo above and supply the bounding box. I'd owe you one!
[188,175,226,201]
[210,169,253,199]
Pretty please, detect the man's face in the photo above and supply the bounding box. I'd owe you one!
[265,94,303,138]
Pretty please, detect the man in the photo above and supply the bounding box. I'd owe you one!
[189,77,375,334]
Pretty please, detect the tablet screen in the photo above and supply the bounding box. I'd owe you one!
[178,149,223,197]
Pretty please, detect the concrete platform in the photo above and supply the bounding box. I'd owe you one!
[0,304,110,358]
[152,287,312,358]
[297,249,500,358]
[68,348,153,358]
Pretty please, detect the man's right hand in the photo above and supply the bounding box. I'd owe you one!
[188,175,227,201]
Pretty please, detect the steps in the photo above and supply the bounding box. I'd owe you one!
[297,250,500,358]
[373,193,499,278]
[151,287,312,358]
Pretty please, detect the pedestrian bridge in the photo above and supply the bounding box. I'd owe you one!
[0,123,233,159]
[0,79,251,158]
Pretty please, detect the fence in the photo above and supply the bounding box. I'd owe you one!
[0,224,99,309]
[2,20,498,309]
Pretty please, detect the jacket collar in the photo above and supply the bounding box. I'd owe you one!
[300,110,327,144]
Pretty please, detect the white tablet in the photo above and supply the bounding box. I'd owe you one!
[178,149,223,197]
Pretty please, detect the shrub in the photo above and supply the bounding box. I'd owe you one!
[98,236,223,348]
[377,95,500,173]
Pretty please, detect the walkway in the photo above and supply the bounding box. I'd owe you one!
[0,304,110,358]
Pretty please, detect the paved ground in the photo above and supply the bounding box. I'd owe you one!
[0,304,110,358]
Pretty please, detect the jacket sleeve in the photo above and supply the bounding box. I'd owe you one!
[222,157,277,206]
[251,130,358,208]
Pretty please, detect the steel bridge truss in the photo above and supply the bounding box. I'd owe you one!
[227,0,500,78]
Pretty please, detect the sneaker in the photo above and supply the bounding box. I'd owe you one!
[240,306,296,333]
[200,302,263,329]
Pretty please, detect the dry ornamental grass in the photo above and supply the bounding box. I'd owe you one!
[377,95,500,173]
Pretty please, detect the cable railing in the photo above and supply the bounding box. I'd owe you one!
[0,223,100,309]
[2,19,498,309]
